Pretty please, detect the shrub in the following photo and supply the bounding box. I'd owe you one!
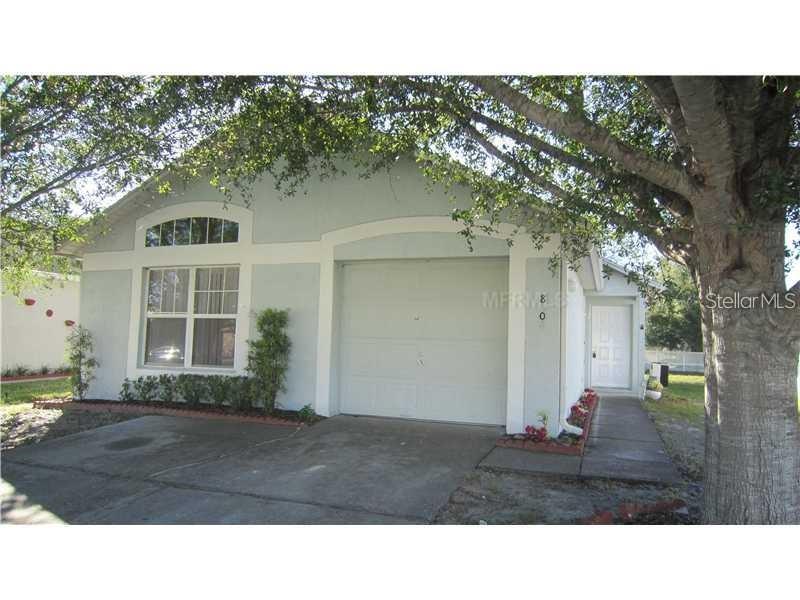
[65,325,98,401]
[227,376,257,412]
[297,404,317,423]
[176,374,207,407]
[206,375,230,407]
[11,365,31,377]
[158,374,176,404]
[247,308,291,413]
[133,375,159,403]
[39,365,51,375]
[119,378,135,403]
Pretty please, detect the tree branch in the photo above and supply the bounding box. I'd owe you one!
[640,77,692,157]
[670,76,737,182]
[460,119,567,201]
[468,76,695,198]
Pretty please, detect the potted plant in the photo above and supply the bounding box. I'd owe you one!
[645,376,663,400]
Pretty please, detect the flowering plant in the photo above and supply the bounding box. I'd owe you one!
[524,424,549,442]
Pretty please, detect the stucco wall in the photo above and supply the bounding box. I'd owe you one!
[524,258,561,433]
[563,269,586,417]
[82,160,474,254]
[80,270,131,399]
[1,277,81,372]
[250,263,320,410]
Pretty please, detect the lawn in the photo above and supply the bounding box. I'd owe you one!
[1,378,72,414]
[644,373,705,426]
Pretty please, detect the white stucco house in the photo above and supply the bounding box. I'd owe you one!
[62,159,645,435]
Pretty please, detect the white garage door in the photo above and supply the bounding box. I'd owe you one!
[339,258,508,425]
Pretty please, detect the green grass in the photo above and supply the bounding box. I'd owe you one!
[1,377,71,409]
[644,373,705,426]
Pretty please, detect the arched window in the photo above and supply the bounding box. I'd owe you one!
[145,217,239,247]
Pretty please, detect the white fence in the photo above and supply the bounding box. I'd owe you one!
[645,348,705,374]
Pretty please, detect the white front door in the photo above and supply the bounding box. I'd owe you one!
[338,258,508,425]
[590,305,631,388]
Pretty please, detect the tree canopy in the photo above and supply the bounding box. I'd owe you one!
[4,76,798,291]
[646,259,703,352]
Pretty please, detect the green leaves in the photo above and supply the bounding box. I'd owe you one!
[246,308,291,413]
[5,75,797,299]
[65,324,98,401]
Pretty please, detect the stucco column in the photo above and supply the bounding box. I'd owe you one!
[314,242,335,417]
[506,243,527,434]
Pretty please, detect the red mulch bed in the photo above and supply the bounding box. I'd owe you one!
[31,399,305,427]
[495,395,599,456]
[2,372,71,382]
[579,499,690,524]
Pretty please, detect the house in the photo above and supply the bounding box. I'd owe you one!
[62,159,645,435]
[1,272,81,374]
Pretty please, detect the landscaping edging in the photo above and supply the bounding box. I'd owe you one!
[31,399,306,427]
[495,393,600,456]
[2,372,71,383]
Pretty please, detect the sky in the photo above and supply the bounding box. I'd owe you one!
[786,223,800,289]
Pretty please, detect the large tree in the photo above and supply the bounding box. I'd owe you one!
[2,76,798,523]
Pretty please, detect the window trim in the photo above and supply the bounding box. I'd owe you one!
[142,264,240,371]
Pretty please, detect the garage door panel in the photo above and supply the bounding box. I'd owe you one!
[341,302,422,340]
[421,383,505,424]
[413,302,506,341]
[339,258,508,425]
[342,377,418,418]
[420,340,506,384]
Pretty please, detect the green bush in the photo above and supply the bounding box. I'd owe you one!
[119,378,135,402]
[133,375,159,403]
[246,308,291,413]
[297,404,317,423]
[65,325,98,401]
[226,376,254,411]
[158,374,176,404]
[176,374,207,407]
[206,375,230,407]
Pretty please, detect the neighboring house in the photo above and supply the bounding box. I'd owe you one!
[61,159,645,435]
[1,272,81,373]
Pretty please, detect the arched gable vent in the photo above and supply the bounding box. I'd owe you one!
[145,217,239,247]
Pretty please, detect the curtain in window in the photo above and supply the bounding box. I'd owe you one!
[192,319,236,367]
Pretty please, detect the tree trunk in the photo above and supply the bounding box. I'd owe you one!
[694,218,800,523]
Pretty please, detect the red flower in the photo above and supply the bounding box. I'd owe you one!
[64,320,75,327]
[24,298,36,306]
[45,309,54,317]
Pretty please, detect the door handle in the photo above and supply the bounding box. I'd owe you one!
[592,351,597,359]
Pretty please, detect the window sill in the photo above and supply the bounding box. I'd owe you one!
[139,364,238,374]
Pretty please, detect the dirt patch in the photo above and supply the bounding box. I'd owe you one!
[1,408,138,451]
[642,406,705,483]
[434,469,702,524]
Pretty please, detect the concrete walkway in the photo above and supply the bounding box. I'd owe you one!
[480,395,681,485]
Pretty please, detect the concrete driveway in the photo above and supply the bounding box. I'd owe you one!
[1,414,501,524]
